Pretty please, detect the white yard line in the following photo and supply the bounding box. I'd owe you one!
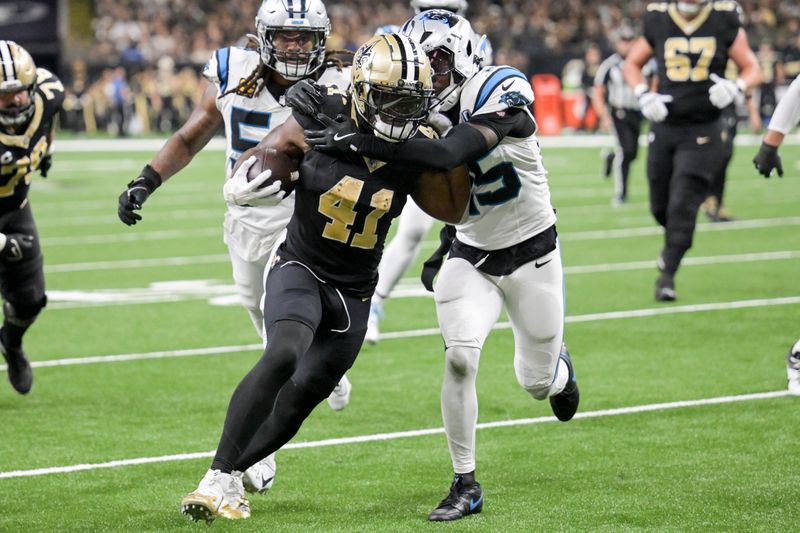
[6,295,798,371]
[34,214,800,248]
[0,389,789,479]
[45,254,229,273]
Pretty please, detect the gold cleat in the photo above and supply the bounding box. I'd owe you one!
[180,493,218,524]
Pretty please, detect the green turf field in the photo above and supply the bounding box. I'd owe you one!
[1,141,798,532]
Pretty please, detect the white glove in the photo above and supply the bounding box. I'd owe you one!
[223,155,286,207]
[636,85,673,123]
[708,74,745,109]
[427,111,453,136]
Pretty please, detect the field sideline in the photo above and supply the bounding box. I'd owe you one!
[0,140,797,531]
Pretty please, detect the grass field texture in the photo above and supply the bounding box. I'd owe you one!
[0,140,798,532]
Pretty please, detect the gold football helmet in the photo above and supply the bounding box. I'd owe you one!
[0,40,37,128]
[351,33,434,142]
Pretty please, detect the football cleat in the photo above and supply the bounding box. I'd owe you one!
[701,196,736,223]
[428,474,483,521]
[365,302,383,344]
[0,328,32,394]
[655,272,676,302]
[549,344,580,422]
[326,374,351,411]
[180,469,250,524]
[787,340,800,396]
[243,453,276,494]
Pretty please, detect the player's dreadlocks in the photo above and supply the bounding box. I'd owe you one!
[219,48,354,99]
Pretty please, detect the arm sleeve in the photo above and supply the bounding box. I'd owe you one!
[768,77,800,135]
[351,123,488,171]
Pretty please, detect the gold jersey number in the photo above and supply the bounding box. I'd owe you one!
[318,176,394,250]
[0,136,49,197]
[664,36,717,82]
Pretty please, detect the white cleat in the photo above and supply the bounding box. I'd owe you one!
[787,340,800,396]
[243,453,277,494]
[327,374,352,411]
[365,302,383,344]
[180,469,250,523]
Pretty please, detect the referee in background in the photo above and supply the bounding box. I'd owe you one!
[592,27,653,206]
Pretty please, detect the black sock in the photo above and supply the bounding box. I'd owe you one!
[1,320,28,350]
[456,471,476,486]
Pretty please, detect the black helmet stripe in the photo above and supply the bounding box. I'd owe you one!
[287,0,294,18]
[386,34,408,80]
[0,41,16,82]
[408,38,421,82]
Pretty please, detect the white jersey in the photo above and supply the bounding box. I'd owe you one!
[455,66,556,251]
[203,46,351,260]
[769,76,800,135]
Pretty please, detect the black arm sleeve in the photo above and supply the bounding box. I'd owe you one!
[468,108,536,139]
[351,123,489,172]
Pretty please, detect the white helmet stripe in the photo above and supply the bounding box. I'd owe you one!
[0,41,15,82]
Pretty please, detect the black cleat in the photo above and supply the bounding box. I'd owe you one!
[655,273,676,302]
[1,328,32,394]
[428,475,484,522]
[549,344,579,421]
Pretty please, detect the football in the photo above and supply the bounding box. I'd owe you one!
[232,145,300,195]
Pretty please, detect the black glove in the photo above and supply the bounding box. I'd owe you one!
[753,142,783,178]
[39,154,52,178]
[304,113,360,155]
[0,233,34,262]
[118,165,162,226]
[285,79,324,116]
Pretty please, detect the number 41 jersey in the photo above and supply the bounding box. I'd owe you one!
[644,1,741,125]
[287,94,428,298]
[455,66,556,251]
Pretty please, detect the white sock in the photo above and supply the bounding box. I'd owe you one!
[548,358,569,397]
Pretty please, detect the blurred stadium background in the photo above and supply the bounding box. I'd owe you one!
[1,0,798,136]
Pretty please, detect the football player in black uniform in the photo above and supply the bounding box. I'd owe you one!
[180,33,470,523]
[623,0,762,301]
[0,41,63,394]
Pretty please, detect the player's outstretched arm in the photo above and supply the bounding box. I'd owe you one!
[754,77,800,177]
[117,85,223,225]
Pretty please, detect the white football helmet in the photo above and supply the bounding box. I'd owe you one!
[410,0,468,16]
[0,40,37,128]
[351,33,434,142]
[400,10,480,112]
[255,0,330,80]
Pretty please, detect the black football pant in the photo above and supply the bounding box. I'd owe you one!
[212,259,370,473]
[0,203,46,348]
[610,107,643,201]
[647,119,725,276]
[707,105,737,205]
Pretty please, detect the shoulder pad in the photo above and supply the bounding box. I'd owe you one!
[713,1,739,12]
[646,2,669,12]
[35,68,64,106]
[203,47,259,94]
[318,66,352,91]
[460,66,533,119]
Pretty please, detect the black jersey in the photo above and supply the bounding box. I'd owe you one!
[282,92,429,298]
[644,1,741,125]
[0,68,64,214]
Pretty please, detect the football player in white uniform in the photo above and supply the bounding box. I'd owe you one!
[364,2,494,345]
[297,10,579,522]
[116,0,352,497]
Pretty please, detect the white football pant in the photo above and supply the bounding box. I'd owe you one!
[433,247,565,473]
